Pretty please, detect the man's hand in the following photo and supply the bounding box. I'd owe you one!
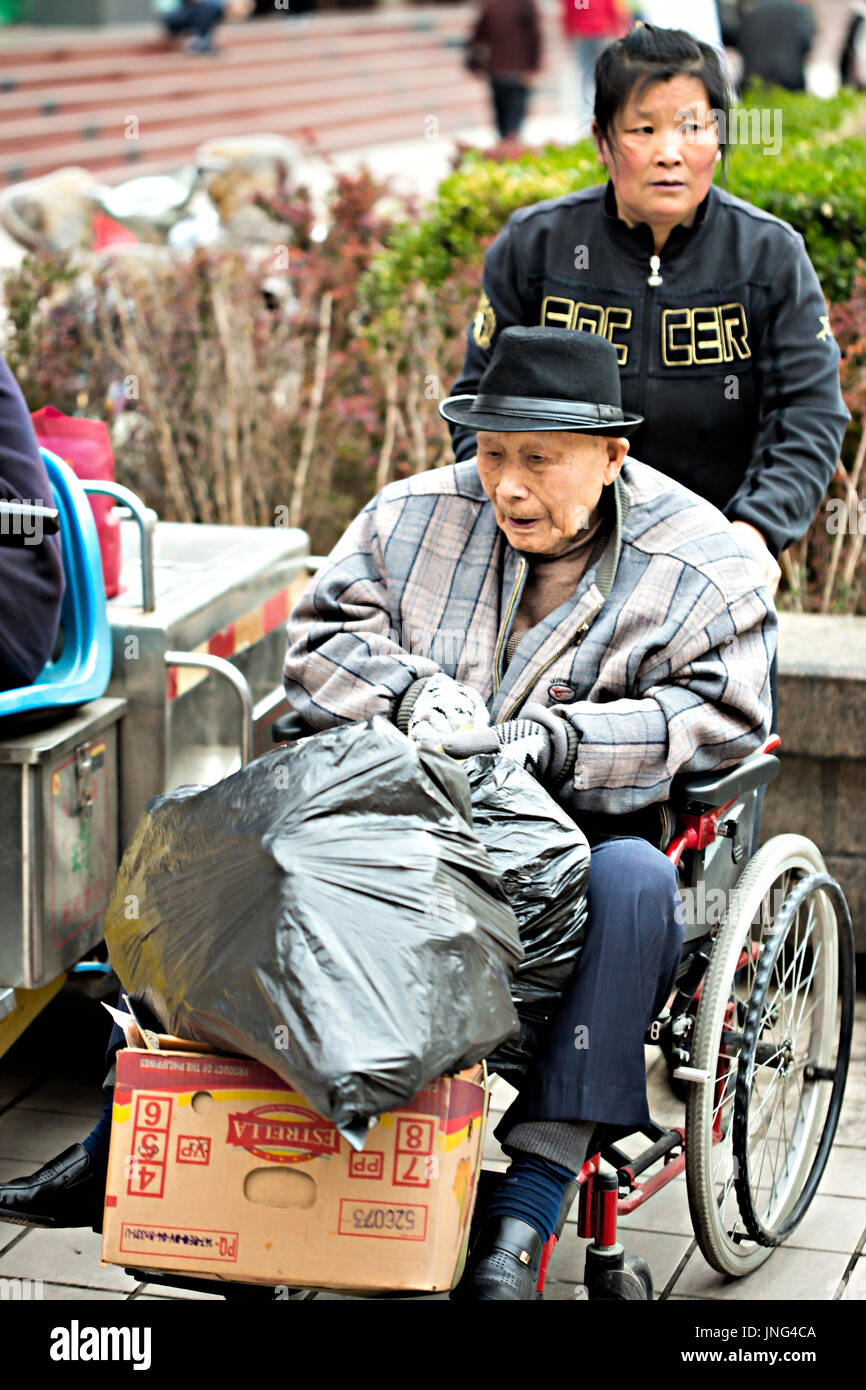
[441,702,577,786]
[731,521,781,597]
[402,672,491,747]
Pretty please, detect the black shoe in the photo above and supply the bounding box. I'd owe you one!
[461,1216,544,1301]
[0,1144,106,1233]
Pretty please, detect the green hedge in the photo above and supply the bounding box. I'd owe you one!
[364,86,866,318]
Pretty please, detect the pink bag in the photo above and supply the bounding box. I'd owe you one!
[30,406,123,599]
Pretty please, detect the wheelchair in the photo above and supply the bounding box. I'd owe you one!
[136,715,855,1302]
[557,731,856,1300]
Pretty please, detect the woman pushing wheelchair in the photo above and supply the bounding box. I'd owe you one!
[280,326,776,1300]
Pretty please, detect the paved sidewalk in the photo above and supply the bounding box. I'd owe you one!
[0,986,863,1302]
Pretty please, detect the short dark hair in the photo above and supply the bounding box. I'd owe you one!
[594,24,734,161]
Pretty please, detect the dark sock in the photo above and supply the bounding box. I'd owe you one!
[79,1098,113,1171]
[485,1153,574,1244]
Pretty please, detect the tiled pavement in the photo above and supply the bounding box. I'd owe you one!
[0,988,863,1303]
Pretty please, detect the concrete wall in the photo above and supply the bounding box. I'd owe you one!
[761,613,866,955]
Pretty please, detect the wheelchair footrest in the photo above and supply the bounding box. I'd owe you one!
[603,1124,683,1181]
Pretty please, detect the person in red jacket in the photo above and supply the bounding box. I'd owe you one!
[561,0,631,133]
[466,0,543,142]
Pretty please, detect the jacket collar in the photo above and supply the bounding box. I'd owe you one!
[601,178,713,264]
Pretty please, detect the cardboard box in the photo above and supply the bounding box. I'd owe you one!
[101,1048,488,1293]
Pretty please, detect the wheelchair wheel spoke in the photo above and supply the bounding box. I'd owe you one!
[710,1062,738,1146]
[792,995,820,1042]
[746,931,827,1228]
[747,1058,791,1215]
[715,1165,739,1228]
[748,1063,787,1127]
[784,1071,809,1164]
[782,913,813,1036]
[757,1079,787,1209]
[774,912,814,1023]
[791,943,822,1042]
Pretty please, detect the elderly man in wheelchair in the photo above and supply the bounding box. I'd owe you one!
[278,326,852,1301]
[0,325,849,1302]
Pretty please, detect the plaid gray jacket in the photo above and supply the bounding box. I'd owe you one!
[283,459,776,816]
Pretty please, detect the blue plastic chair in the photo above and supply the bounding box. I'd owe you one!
[0,448,112,718]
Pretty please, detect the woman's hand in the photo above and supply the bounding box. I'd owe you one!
[730,521,781,597]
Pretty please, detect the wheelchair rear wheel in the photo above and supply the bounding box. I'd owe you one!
[684,836,854,1277]
[731,871,854,1247]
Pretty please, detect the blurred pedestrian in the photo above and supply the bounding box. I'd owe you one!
[560,0,631,134]
[737,0,814,90]
[840,3,866,88]
[465,0,543,143]
[154,0,251,55]
[155,0,225,53]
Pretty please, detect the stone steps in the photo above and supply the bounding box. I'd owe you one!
[0,7,559,186]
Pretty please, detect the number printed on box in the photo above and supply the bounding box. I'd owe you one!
[394,1117,435,1187]
[135,1095,171,1132]
[338,1198,428,1240]
[126,1161,166,1198]
[134,1129,167,1164]
[129,1094,171,1198]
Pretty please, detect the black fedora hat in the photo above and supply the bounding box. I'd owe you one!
[439,325,643,437]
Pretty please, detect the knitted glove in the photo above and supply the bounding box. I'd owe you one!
[441,702,578,787]
[395,672,490,747]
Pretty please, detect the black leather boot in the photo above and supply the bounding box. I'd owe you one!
[0,1144,106,1232]
[462,1216,544,1301]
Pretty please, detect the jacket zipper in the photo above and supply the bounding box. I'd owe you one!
[500,602,603,721]
[493,557,526,692]
[635,252,662,420]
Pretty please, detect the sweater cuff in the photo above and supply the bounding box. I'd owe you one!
[394,677,431,734]
[555,718,580,786]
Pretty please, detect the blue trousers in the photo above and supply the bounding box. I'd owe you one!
[495,837,684,1138]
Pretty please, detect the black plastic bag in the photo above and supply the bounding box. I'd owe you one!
[463,754,591,1073]
[103,719,523,1145]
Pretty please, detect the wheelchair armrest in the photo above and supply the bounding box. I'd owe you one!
[272,711,316,744]
[671,752,779,811]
